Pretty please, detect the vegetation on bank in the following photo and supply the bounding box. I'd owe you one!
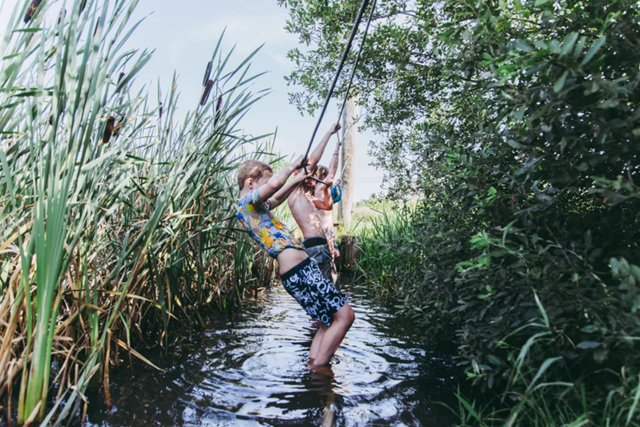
[282,0,640,425]
[0,1,272,424]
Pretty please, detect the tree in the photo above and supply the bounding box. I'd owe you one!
[280,0,640,423]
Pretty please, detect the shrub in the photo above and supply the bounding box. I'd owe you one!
[283,0,640,423]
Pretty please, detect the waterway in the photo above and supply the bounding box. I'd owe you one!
[84,279,461,426]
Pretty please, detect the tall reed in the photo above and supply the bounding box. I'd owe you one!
[0,0,274,424]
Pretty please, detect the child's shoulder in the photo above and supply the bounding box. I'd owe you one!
[238,188,265,209]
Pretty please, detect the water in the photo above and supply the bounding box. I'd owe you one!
[85,280,460,426]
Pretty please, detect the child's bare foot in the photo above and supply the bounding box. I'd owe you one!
[309,362,334,377]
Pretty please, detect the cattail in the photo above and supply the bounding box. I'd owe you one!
[200,80,213,106]
[159,102,163,119]
[80,0,87,13]
[117,72,125,85]
[102,116,115,144]
[102,116,124,144]
[93,20,100,37]
[102,117,116,144]
[214,95,223,126]
[24,0,43,24]
[203,61,212,87]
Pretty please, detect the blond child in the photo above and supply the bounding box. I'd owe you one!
[236,134,355,367]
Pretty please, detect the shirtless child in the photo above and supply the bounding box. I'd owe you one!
[288,125,341,284]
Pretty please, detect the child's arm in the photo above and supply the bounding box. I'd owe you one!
[258,156,304,202]
[307,123,341,171]
[267,169,310,209]
[311,179,334,211]
[327,141,341,180]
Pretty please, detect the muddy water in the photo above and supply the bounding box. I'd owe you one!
[86,281,460,426]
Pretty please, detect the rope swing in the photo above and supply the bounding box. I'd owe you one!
[302,0,377,175]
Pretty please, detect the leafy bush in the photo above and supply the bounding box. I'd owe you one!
[282,0,640,423]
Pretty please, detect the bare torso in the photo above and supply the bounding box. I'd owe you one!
[288,186,325,239]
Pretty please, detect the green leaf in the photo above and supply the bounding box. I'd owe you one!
[529,357,562,389]
[508,139,525,149]
[593,349,607,364]
[535,0,550,5]
[554,71,568,93]
[533,40,548,50]
[581,36,606,66]
[576,341,601,350]
[515,39,531,52]
[13,28,43,33]
[534,291,549,328]
[561,32,579,57]
[513,106,526,121]
[611,258,621,275]
[487,354,502,366]
[573,36,588,58]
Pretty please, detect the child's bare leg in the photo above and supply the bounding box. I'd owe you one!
[312,304,355,366]
[310,323,328,360]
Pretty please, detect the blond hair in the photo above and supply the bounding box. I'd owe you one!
[237,160,273,190]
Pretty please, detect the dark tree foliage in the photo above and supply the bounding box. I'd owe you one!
[281,0,640,422]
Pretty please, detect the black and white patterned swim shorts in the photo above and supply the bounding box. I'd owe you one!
[280,257,348,327]
[303,237,334,283]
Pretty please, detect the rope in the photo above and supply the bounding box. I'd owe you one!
[302,0,372,173]
[333,1,377,185]
[336,0,377,127]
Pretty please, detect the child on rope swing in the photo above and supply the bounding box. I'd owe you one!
[297,167,336,283]
[308,140,342,283]
[236,123,355,370]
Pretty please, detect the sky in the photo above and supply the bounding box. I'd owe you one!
[0,0,385,201]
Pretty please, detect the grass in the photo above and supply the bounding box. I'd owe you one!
[444,313,640,427]
[347,200,420,299]
[0,0,274,424]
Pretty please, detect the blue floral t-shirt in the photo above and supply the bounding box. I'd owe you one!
[237,189,304,258]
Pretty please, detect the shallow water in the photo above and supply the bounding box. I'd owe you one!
[85,280,460,426]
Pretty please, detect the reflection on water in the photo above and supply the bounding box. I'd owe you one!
[85,280,459,426]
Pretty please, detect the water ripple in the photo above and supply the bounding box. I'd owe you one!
[85,281,459,426]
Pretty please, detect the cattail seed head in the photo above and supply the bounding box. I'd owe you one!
[214,95,223,126]
[200,80,214,106]
[203,61,212,87]
[24,0,43,24]
[102,116,116,144]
